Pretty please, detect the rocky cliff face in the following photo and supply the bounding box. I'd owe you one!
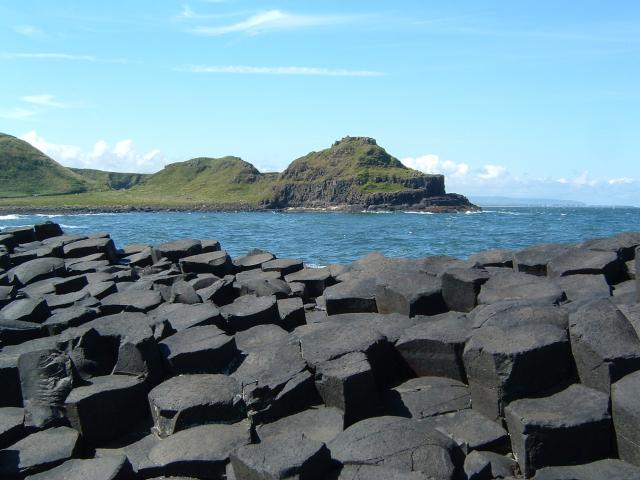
[264,137,477,211]
[266,175,463,210]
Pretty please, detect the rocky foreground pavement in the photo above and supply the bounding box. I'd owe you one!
[0,223,640,479]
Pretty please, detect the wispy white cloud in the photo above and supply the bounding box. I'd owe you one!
[403,153,640,206]
[608,177,636,185]
[0,107,39,120]
[179,64,384,77]
[20,131,165,173]
[14,25,45,37]
[190,9,352,36]
[21,94,68,108]
[176,5,239,20]
[0,52,128,63]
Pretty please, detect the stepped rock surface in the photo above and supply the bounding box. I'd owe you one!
[0,222,639,478]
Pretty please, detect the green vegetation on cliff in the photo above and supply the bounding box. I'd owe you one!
[0,133,91,197]
[0,133,470,210]
[282,136,423,194]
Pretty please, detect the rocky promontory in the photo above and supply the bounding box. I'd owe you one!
[2,223,639,479]
[0,133,477,213]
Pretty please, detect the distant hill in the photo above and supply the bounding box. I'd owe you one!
[69,168,148,191]
[0,133,475,212]
[0,133,91,197]
[470,196,587,207]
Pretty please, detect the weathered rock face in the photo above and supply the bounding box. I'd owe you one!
[0,222,639,479]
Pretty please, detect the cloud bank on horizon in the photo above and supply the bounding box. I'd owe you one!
[0,0,638,205]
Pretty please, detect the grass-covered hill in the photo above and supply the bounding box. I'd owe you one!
[0,133,91,197]
[0,133,472,211]
[68,168,148,191]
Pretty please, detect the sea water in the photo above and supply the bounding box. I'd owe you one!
[1,208,638,266]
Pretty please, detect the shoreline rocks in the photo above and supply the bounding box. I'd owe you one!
[0,222,639,478]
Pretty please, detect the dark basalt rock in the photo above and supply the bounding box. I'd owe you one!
[65,374,148,445]
[533,458,640,480]
[468,249,514,269]
[143,422,251,479]
[156,239,202,263]
[477,270,566,305]
[101,290,163,314]
[513,243,571,276]
[314,351,380,426]
[25,455,134,480]
[0,407,27,449]
[328,416,459,478]
[234,324,289,354]
[396,312,470,382]
[423,409,509,455]
[3,226,36,245]
[463,323,573,421]
[18,348,74,428]
[0,225,639,476]
[463,450,519,480]
[547,246,622,284]
[7,257,65,287]
[375,271,446,317]
[219,294,279,333]
[159,325,238,375]
[0,319,44,346]
[197,274,236,305]
[385,376,470,419]
[569,298,640,394]
[612,370,640,466]
[179,250,232,276]
[442,268,490,312]
[262,258,303,276]
[505,384,612,477]
[255,406,344,443]
[324,278,378,315]
[276,297,305,330]
[232,337,316,424]
[0,426,80,478]
[554,273,611,301]
[151,303,223,332]
[148,374,244,437]
[233,250,275,271]
[285,267,334,298]
[231,432,333,480]
[63,237,118,263]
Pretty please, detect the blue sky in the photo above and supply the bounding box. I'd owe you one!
[0,0,639,205]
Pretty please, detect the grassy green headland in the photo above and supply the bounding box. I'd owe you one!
[0,133,465,211]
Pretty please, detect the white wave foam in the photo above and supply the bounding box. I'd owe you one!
[360,210,393,214]
[0,214,22,220]
[35,213,63,218]
[306,263,327,269]
[59,224,82,229]
[404,211,434,215]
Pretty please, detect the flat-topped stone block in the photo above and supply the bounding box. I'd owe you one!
[156,239,202,263]
[65,374,147,445]
[0,426,80,478]
[231,432,332,479]
[143,422,251,479]
[505,384,612,477]
[159,325,238,375]
[385,376,470,419]
[148,374,244,437]
[396,312,471,382]
[255,406,344,443]
[612,370,640,466]
[569,298,640,394]
[328,416,458,478]
[463,323,572,421]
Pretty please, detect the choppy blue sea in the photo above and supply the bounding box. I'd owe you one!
[1,208,638,266]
